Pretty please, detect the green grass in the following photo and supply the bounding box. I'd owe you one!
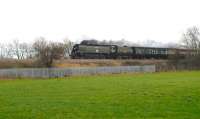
[0,71,200,119]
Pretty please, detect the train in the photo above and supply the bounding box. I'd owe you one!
[70,43,198,59]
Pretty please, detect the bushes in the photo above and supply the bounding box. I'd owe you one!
[156,55,200,72]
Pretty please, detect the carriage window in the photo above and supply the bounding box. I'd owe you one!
[111,46,116,53]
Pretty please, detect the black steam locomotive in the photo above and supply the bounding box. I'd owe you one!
[70,43,197,59]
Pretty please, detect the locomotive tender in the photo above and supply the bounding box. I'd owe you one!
[70,44,197,59]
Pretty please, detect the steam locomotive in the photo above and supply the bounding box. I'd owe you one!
[70,43,197,59]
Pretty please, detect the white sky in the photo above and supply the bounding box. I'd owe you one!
[0,0,200,44]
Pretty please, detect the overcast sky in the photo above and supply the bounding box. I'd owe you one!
[0,0,200,44]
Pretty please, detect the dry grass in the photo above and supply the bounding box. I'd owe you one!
[53,59,167,68]
[0,59,167,68]
[0,59,35,68]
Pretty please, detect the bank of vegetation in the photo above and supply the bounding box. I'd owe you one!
[0,26,199,71]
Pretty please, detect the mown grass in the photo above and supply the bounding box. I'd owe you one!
[0,71,200,119]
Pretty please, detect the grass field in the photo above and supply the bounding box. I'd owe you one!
[0,71,200,119]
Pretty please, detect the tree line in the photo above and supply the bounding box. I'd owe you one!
[0,26,200,68]
[167,26,200,70]
[0,37,74,67]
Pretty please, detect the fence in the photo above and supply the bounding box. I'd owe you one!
[0,65,155,78]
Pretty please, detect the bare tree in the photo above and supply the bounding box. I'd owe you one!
[0,43,5,59]
[182,26,200,49]
[11,40,34,60]
[0,43,15,59]
[33,38,65,67]
[6,43,14,59]
[12,39,22,59]
[63,39,74,58]
[19,43,34,59]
